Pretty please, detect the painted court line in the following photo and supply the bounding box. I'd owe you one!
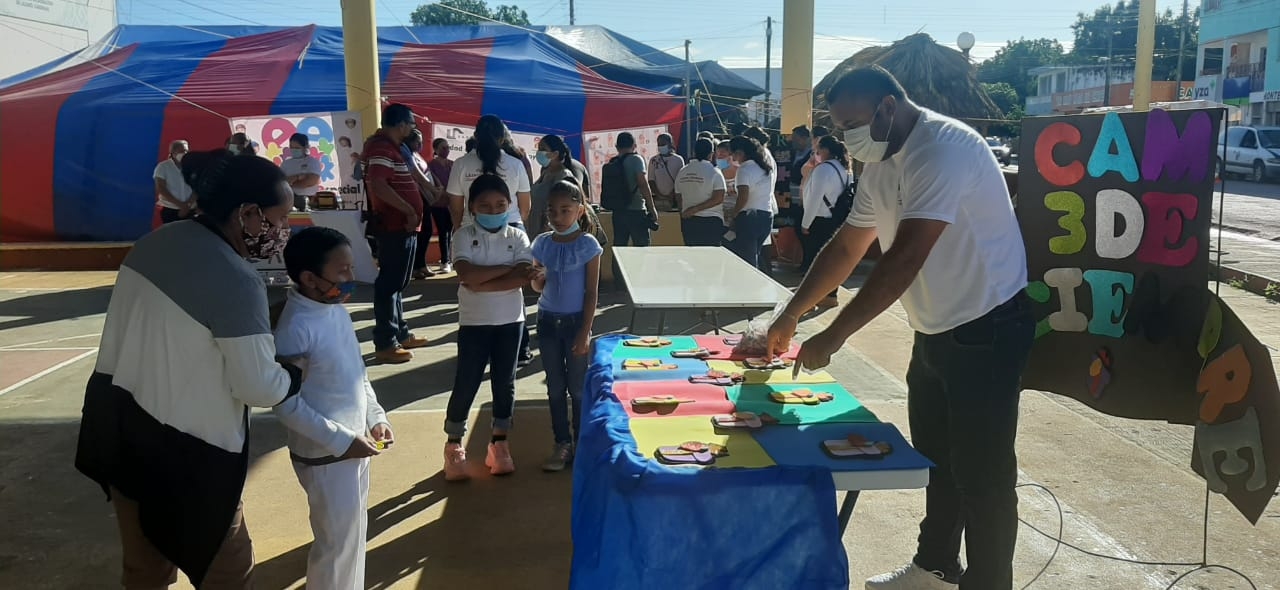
[0,349,97,397]
[0,333,101,350]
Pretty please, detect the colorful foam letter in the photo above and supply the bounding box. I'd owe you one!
[1034,122,1087,187]
[1136,192,1199,268]
[1087,112,1140,182]
[1196,344,1252,423]
[1044,268,1088,333]
[1141,109,1213,184]
[1196,406,1267,493]
[1095,189,1145,260]
[1082,269,1134,338]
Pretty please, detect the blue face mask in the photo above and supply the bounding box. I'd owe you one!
[475,212,508,231]
[319,278,357,304]
[554,221,581,236]
[535,151,552,167]
[716,159,731,170]
[290,148,306,159]
[659,146,671,156]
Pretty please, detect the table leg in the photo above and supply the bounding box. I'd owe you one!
[629,309,637,333]
[657,311,666,336]
[837,491,860,534]
[712,310,722,335]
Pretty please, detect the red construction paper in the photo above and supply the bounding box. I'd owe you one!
[692,335,800,361]
[614,381,736,418]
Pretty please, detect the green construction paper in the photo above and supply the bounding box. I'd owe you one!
[728,383,879,425]
[611,336,700,360]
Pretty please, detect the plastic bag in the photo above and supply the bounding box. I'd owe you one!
[732,301,790,357]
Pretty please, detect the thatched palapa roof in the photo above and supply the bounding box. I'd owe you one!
[813,33,1000,128]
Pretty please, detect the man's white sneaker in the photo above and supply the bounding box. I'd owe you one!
[865,563,956,590]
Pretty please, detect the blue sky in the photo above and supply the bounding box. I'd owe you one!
[118,0,1188,79]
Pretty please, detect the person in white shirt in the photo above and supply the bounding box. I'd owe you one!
[799,134,854,309]
[153,140,192,224]
[648,132,685,211]
[674,138,726,246]
[446,115,532,231]
[727,135,776,271]
[766,66,1032,590]
[715,141,738,225]
[443,174,536,480]
[281,133,324,211]
[274,227,392,590]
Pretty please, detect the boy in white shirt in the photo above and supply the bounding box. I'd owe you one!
[274,227,394,590]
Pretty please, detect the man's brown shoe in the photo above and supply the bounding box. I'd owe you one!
[399,335,429,350]
[375,346,413,364]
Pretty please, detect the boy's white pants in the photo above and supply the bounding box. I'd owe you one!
[292,456,370,590]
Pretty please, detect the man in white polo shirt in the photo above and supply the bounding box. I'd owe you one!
[153,140,192,224]
[281,133,324,211]
[766,66,1032,590]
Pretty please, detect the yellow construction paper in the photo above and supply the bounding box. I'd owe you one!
[706,360,836,385]
[628,415,775,468]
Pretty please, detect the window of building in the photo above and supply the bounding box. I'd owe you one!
[1203,47,1224,75]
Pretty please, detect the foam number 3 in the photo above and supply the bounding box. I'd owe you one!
[1044,191,1087,255]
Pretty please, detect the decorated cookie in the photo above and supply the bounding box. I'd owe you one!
[689,370,745,386]
[711,412,764,429]
[671,347,713,359]
[743,357,794,370]
[769,389,835,405]
[623,337,673,348]
[631,396,696,414]
[822,435,893,459]
[622,358,679,371]
[654,442,729,466]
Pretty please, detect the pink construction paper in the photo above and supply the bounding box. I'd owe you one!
[614,381,736,418]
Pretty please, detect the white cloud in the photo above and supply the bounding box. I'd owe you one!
[716,34,1000,83]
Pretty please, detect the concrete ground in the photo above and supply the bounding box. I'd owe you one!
[1,266,1278,589]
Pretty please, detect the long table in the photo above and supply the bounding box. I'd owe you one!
[571,334,932,590]
[613,246,792,334]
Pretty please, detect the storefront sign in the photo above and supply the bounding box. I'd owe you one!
[1020,109,1279,523]
[1263,90,1280,102]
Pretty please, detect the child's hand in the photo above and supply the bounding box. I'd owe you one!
[572,332,591,357]
[370,423,395,447]
[342,435,381,459]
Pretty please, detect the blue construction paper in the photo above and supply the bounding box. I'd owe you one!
[572,335,850,590]
[729,383,879,424]
[752,422,934,473]
[609,354,709,382]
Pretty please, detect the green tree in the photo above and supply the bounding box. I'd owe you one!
[1067,1,1199,82]
[410,0,531,26]
[982,82,1024,137]
[977,38,1067,101]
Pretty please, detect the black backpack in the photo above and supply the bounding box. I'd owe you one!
[600,153,640,212]
[821,161,857,223]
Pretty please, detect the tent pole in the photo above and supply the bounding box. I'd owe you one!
[342,0,382,137]
[781,0,814,132]
[764,16,773,125]
[1133,0,1157,111]
[569,0,575,26]
[684,39,692,156]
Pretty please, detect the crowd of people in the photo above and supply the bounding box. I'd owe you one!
[94,65,1028,590]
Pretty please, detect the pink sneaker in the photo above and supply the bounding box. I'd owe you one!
[485,440,516,475]
[443,442,470,481]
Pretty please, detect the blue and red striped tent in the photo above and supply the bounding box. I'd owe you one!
[0,25,684,242]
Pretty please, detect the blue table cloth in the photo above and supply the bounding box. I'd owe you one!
[571,335,851,590]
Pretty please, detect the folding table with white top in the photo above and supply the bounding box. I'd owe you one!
[612,246,793,334]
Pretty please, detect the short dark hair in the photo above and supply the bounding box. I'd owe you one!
[791,125,810,138]
[826,65,907,105]
[433,137,449,150]
[616,132,636,149]
[464,138,477,152]
[813,126,830,138]
[744,126,770,146]
[283,226,350,284]
[693,138,715,161]
[382,103,415,128]
[289,133,309,148]
[657,133,673,144]
[468,173,511,206]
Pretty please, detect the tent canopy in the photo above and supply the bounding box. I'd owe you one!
[2,24,764,100]
[0,25,684,242]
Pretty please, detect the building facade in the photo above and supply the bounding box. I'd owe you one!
[1024,65,1192,116]
[0,0,117,80]
[1195,0,1279,125]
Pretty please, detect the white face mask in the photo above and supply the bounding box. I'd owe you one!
[844,104,894,163]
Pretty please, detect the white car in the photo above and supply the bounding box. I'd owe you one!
[1218,126,1280,183]
[986,137,1012,165]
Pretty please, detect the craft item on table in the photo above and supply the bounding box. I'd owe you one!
[1087,347,1113,399]
[770,389,835,405]
[622,358,680,371]
[623,337,673,348]
[743,357,793,370]
[654,441,729,466]
[821,434,893,459]
[723,336,741,346]
[710,411,778,429]
[631,395,697,414]
[671,347,713,359]
[689,370,745,386]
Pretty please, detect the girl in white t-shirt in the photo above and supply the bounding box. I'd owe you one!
[727,135,777,271]
[445,115,533,230]
[675,138,727,247]
[443,174,535,481]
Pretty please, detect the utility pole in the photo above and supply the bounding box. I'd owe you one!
[1104,16,1114,107]
[569,0,575,26]
[1175,0,1188,99]
[1133,0,1156,110]
[764,16,773,125]
[684,39,693,156]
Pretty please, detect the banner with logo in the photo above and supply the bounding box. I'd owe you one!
[581,126,669,202]
[430,123,544,185]
[230,111,365,208]
[1019,109,1279,523]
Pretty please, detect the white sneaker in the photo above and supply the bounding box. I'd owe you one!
[865,563,956,590]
